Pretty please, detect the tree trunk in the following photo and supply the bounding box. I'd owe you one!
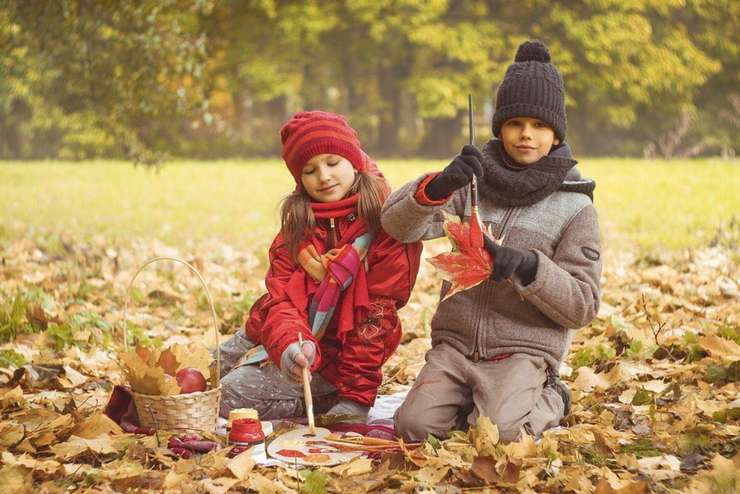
[417,115,463,158]
[376,62,403,155]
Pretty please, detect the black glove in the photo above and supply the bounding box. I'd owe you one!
[483,235,538,285]
[425,145,484,200]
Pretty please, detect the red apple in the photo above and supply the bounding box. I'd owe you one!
[176,367,207,394]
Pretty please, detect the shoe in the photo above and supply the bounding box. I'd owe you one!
[546,371,571,416]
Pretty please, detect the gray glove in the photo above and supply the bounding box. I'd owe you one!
[279,339,316,382]
[326,399,370,423]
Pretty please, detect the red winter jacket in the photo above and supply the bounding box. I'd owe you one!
[245,216,422,406]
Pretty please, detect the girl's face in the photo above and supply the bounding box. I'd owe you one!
[500,117,560,165]
[300,153,357,202]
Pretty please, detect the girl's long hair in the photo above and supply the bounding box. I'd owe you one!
[280,171,390,260]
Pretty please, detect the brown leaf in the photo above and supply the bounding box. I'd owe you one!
[157,348,179,376]
[595,479,649,494]
[500,458,521,484]
[136,345,153,365]
[470,456,500,484]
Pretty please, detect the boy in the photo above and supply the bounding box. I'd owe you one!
[381,40,601,442]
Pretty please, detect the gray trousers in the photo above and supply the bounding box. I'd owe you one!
[395,343,565,442]
[217,331,339,419]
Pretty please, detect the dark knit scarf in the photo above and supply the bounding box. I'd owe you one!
[478,139,580,207]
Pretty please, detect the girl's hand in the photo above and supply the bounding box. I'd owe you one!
[425,145,484,200]
[280,339,316,381]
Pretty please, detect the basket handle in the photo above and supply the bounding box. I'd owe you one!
[122,256,221,385]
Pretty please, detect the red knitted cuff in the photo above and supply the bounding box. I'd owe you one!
[414,173,451,205]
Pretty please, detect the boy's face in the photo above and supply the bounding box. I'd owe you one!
[500,117,560,166]
[300,153,357,202]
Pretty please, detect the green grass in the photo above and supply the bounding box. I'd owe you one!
[1,158,738,250]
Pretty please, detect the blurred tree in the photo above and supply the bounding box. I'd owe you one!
[3,0,211,163]
[0,0,735,160]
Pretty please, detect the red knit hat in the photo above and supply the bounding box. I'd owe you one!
[280,111,366,183]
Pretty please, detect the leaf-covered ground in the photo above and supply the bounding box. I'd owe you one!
[0,231,737,493]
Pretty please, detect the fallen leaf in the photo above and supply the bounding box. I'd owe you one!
[469,416,500,457]
[637,455,682,481]
[200,477,239,494]
[227,450,255,480]
[470,456,499,484]
[0,464,33,494]
[698,335,740,361]
[573,366,611,392]
[51,434,120,460]
[428,215,493,301]
[72,411,124,438]
[594,478,649,494]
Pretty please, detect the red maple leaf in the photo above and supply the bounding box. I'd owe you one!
[428,215,494,301]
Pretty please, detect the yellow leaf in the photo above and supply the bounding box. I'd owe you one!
[503,433,538,459]
[200,477,240,494]
[51,434,119,460]
[0,464,33,494]
[698,335,740,361]
[0,422,25,448]
[171,343,212,380]
[227,450,255,481]
[0,386,25,410]
[73,411,124,438]
[469,416,500,457]
[162,470,189,489]
[413,466,450,485]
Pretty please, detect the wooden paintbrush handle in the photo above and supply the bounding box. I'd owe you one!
[298,333,316,434]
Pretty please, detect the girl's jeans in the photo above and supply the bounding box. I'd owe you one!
[218,331,339,419]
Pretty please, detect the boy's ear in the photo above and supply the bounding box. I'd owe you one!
[553,137,561,146]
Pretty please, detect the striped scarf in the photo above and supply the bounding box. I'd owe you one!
[240,195,372,366]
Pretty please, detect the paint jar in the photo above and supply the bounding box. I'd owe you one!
[228,418,272,461]
[229,418,264,445]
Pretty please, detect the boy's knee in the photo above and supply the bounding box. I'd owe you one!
[395,404,448,442]
[496,422,524,443]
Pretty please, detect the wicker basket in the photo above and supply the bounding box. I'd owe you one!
[122,256,221,432]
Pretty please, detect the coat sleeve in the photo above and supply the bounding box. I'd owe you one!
[323,231,422,405]
[381,174,468,243]
[512,204,602,328]
[245,234,317,369]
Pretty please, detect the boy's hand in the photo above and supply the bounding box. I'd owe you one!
[280,339,316,382]
[426,145,484,200]
[483,235,538,285]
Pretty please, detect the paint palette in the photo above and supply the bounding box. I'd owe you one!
[266,426,362,466]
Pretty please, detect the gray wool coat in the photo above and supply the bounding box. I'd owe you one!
[381,144,602,369]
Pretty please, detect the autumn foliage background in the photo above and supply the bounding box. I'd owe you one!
[1,1,739,493]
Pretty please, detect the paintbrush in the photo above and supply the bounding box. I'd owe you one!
[468,93,484,248]
[298,332,316,434]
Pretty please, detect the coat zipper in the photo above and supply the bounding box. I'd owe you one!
[328,217,338,248]
[472,206,517,362]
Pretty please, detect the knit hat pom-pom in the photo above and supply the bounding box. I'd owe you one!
[514,41,551,63]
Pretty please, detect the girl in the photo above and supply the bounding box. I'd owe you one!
[219,111,422,422]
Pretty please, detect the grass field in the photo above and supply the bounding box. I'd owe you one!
[1,158,738,251]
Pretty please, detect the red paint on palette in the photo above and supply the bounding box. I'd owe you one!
[276,449,306,458]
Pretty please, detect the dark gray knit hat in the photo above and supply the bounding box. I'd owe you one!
[492,40,567,141]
